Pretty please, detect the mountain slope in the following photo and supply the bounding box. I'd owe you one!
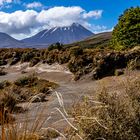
[22,23,94,46]
[0,32,24,48]
[66,32,112,48]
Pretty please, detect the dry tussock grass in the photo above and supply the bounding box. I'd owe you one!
[0,75,61,139]
[0,93,63,140]
[67,76,140,140]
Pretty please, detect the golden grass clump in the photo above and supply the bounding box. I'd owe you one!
[68,77,140,140]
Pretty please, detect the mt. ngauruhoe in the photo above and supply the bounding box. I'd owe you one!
[22,23,94,47]
[0,23,94,48]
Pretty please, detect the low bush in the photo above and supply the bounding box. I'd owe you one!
[70,46,83,57]
[0,69,7,76]
[29,57,40,67]
[48,42,63,51]
[68,77,140,139]
[1,92,17,112]
[0,81,10,89]
[14,75,37,87]
[0,76,57,104]
[21,52,35,62]
[36,79,57,94]
[38,86,50,94]
[0,46,139,81]
[127,57,140,70]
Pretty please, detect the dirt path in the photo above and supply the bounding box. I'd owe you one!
[21,73,97,131]
[15,79,98,131]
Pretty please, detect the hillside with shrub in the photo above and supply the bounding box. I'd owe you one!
[0,6,139,81]
[0,45,139,80]
[66,32,112,49]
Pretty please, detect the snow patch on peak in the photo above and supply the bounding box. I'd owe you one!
[40,30,49,38]
[50,27,58,34]
[50,23,81,31]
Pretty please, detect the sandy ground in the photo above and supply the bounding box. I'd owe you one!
[0,63,140,135]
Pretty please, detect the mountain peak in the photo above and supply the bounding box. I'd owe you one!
[71,23,80,27]
[22,23,94,46]
[51,23,81,29]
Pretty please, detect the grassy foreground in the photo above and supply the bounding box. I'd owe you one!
[0,75,139,139]
[67,76,140,139]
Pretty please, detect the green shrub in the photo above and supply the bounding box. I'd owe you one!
[14,75,37,87]
[111,7,140,50]
[48,42,63,51]
[21,52,35,62]
[70,46,83,57]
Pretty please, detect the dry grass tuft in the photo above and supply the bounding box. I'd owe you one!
[0,68,7,76]
[67,77,140,140]
[0,97,62,140]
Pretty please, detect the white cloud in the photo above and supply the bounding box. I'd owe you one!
[26,2,43,9]
[36,6,84,27]
[0,0,12,6]
[0,10,38,34]
[83,10,103,19]
[0,6,104,39]
[0,0,20,9]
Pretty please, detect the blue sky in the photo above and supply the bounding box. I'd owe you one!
[0,0,139,39]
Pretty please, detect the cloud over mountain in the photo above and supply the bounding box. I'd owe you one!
[0,6,103,39]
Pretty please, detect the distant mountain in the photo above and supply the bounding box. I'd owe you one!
[0,24,111,49]
[22,23,94,46]
[0,32,24,48]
